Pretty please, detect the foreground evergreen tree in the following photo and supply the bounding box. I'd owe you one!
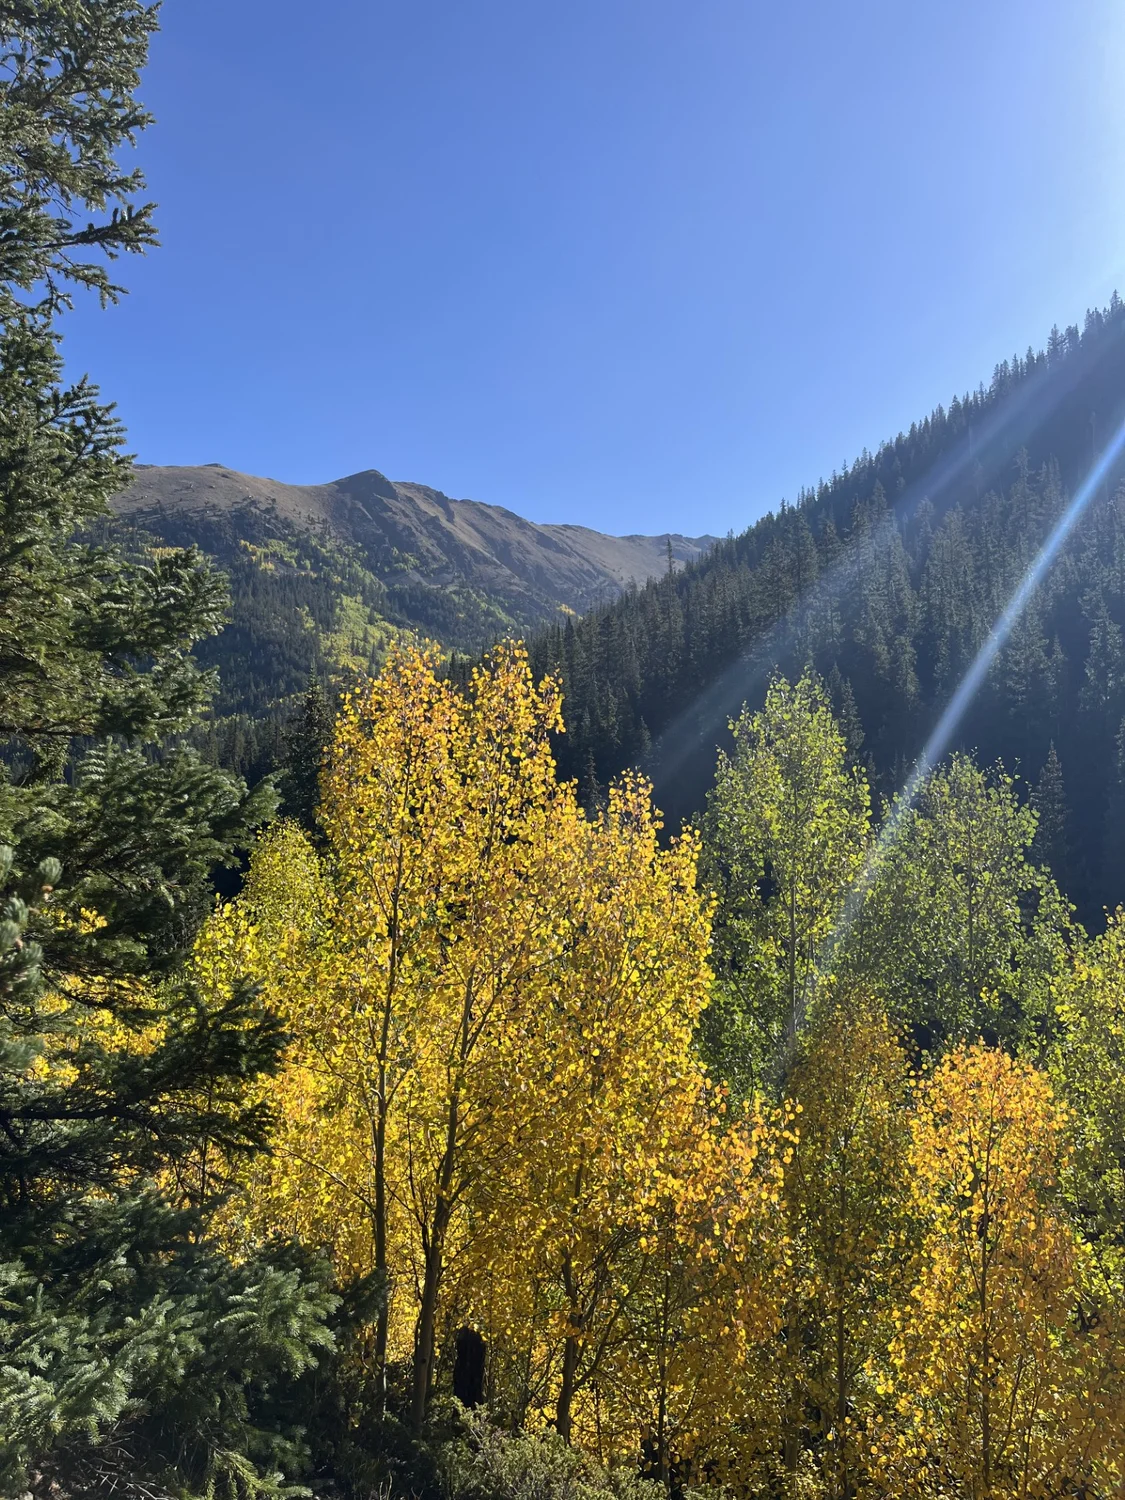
[0,6,334,1494]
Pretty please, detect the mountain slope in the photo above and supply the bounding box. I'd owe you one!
[111,463,715,722]
[116,462,715,625]
[526,297,1125,922]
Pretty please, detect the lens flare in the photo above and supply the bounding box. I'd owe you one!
[649,349,1100,799]
[823,408,1125,972]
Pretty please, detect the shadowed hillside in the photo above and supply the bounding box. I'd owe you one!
[527,297,1125,922]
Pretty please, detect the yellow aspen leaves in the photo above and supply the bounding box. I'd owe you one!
[783,997,913,1499]
[871,1043,1122,1498]
[704,674,871,1091]
[188,647,1125,1494]
[195,642,773,1441]
[1052,910,1125,1294]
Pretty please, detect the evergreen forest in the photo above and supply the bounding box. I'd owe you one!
[8,7,1125,1500]
[526,301,1125,925]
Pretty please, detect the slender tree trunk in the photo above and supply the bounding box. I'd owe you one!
[980,1237,991,1498]
[655,1261,671,1487]
[556,1331,580,1444]
[783,1300,801,1493]
[411,1188,453,1430]
[835,1170,849,1500]
[374,860,404,1413]
[556,1249,581,1443]
[835,1299,847,1499]
[411,969,475,1431]
[966,823,976,987]
[410,1081,461,1431]
[373,1097,389,1417]
[787,878,799,1045]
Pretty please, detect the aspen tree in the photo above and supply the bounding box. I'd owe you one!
[318,642,580,1427]
[704,674,871,1093]
[204,643,735,1440]
[187,818,328,1223]
[846,757,1072,1050]
[602,1104,790,1486]
[874,1045,1121,1497]
[1052,911,1125,1290]
[317,644,472,1407]
[458,774,721,1448]
[784,997,912,1499]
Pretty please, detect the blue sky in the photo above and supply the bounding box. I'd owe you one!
[62,0,1125,536]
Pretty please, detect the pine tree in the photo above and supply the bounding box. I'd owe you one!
[0,8,335,1494]
[280,673,335,830]
[580,745,605,815]
[1033,742,1070,886]
[1101,717,1125,907]
[826,664,864,761]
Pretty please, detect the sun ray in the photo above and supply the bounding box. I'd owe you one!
[821,407,1125,976]
[649,347,1102,800]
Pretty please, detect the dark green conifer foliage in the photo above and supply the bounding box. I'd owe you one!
[0,7,335,1495]
[1033,742,1071,888]
[1101,717,1125,908]
[826,664,865,761]
[523,306,1125,923]
[580,745,605,816]
[280,673,335,832]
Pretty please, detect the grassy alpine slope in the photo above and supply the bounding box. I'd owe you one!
[111,460,715,708]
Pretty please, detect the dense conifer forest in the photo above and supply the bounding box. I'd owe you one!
[526,301,1125,922]
[9,6,1125,1499]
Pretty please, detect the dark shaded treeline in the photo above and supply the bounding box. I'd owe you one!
[523,298,1125,924]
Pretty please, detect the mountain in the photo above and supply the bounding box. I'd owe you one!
[525,296,1125,924]
[111,303,1125,924]
[110,462,716,725]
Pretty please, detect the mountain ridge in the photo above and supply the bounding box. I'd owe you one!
[108,461,716,735]
[115,462,717,617]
